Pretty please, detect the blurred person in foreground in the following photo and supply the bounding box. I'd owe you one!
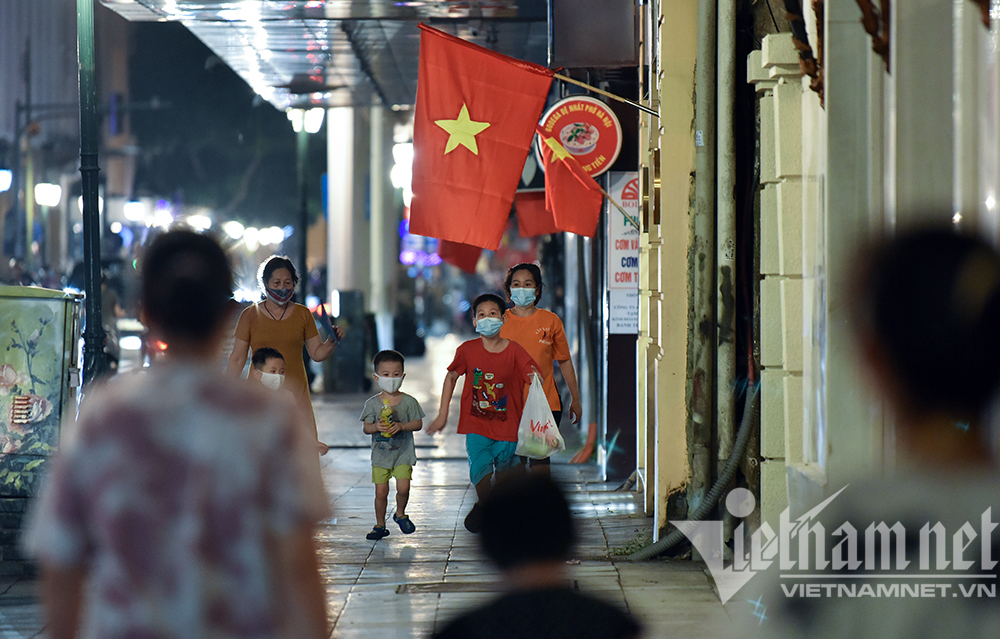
[432,471,642,639]
[751,226,1000,637]
[26,231,329,639]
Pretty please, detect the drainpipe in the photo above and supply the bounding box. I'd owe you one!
[716,0,738,539]
[688,0,717,519]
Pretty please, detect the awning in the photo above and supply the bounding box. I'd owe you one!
[98,0,549,112]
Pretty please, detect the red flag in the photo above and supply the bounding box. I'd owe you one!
[438,239,482,274]
[515,191,558,237]
[536,127,604,237]
[409,24,554,250]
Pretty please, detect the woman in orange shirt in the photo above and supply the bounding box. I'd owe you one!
[226,255,344,451]
[499,263,582,474]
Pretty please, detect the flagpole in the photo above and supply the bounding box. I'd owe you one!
[552,72,658,117]
[598,186,640,231]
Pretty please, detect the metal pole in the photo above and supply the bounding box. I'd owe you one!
[297,122,308,302]
[23,39,34,272]
[78,0,107,384]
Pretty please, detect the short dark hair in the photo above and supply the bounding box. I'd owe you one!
[472,293,506,317]
[141,231,232,344]
[252,347,284,370]
[503,262,543,303]
[480,472,575,570]
[258,255,299,294]
[373,349,405,370]
[854,225,1000,417]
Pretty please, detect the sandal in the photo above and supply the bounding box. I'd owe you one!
[366,525,390,540]
[393,513,416,534]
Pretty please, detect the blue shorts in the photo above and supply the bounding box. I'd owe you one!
[465,433,519,485]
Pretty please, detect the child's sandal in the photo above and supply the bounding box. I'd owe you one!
[366,525,390,540]
[393,513,416,534]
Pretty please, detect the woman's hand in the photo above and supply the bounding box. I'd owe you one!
[306,333,338,362]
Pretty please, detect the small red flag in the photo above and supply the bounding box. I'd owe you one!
[438,239,482,274]
[536,127,604,237]
[409,24,554,250]
[515,191,558,237]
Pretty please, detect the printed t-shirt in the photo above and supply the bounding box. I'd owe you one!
[25,362,329,639]
[501,308,571,410]
[360,393,425,469]
[234,302,319,432]
[447,338,537,442]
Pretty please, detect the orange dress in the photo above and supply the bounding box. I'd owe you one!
[500,308,571,411]
[234,302,319,434]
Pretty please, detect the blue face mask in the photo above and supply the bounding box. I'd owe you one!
[510,287,537,308]
[475,317,503,337]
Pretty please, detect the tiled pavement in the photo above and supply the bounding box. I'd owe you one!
[0,335,736,638]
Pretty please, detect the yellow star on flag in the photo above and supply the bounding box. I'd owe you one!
[542,135,572,162]
[435,104,491,154]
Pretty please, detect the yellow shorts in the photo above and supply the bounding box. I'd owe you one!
[372,464,413,483]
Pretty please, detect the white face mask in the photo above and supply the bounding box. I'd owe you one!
[376,375,403,394]
[259,371,285,391]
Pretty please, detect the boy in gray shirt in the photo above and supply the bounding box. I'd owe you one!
[361,350,425,540]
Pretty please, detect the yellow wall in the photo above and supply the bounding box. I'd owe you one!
[640,0,698,534]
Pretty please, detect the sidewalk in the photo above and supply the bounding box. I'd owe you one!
[0,335,734,638]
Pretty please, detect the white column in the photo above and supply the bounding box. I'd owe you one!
[369,107,396,351]
[326,107,354,294]
[890,0,955,221]
[823,0,884,490]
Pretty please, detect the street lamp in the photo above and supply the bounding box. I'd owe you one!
[287,107,325,301]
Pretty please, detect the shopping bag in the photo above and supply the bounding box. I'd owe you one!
[515,375,566,459]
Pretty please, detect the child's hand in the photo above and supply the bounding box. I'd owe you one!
[380,423,401,437]
[426,415,447,434]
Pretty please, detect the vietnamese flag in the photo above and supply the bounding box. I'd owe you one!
[536,126,604,237]
[515,191,558,237]
[438,239,482,274]
[409,24,553,250]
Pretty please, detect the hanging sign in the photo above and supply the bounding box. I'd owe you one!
[536,96,622,177]
[607,171,639,334]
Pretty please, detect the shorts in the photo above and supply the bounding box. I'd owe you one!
[372,464,412,484]
[465,433,519,485]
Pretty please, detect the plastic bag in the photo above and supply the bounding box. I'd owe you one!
[515,375,566,459]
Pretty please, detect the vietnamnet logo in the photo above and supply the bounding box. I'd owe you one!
[674,487,1000,604]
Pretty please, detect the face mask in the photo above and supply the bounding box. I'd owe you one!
[266,287,294,305]
[259,372,285,391]
[510,287,537,308]
[376,375,403,394]
[475,317,503,337]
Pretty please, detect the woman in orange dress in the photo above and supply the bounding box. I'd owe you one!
[226,255,343,450]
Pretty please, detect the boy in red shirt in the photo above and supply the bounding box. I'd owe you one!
[427,293,538,532]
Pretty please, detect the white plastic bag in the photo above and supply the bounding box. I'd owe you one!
[515,375,566,459]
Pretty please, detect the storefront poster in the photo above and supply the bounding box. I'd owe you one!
[607,172,639,333]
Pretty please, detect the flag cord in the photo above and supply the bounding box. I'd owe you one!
[552,73,659,118]
[598,186,640,231]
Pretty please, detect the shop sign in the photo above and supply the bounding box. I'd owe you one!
[536,96,622,177]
